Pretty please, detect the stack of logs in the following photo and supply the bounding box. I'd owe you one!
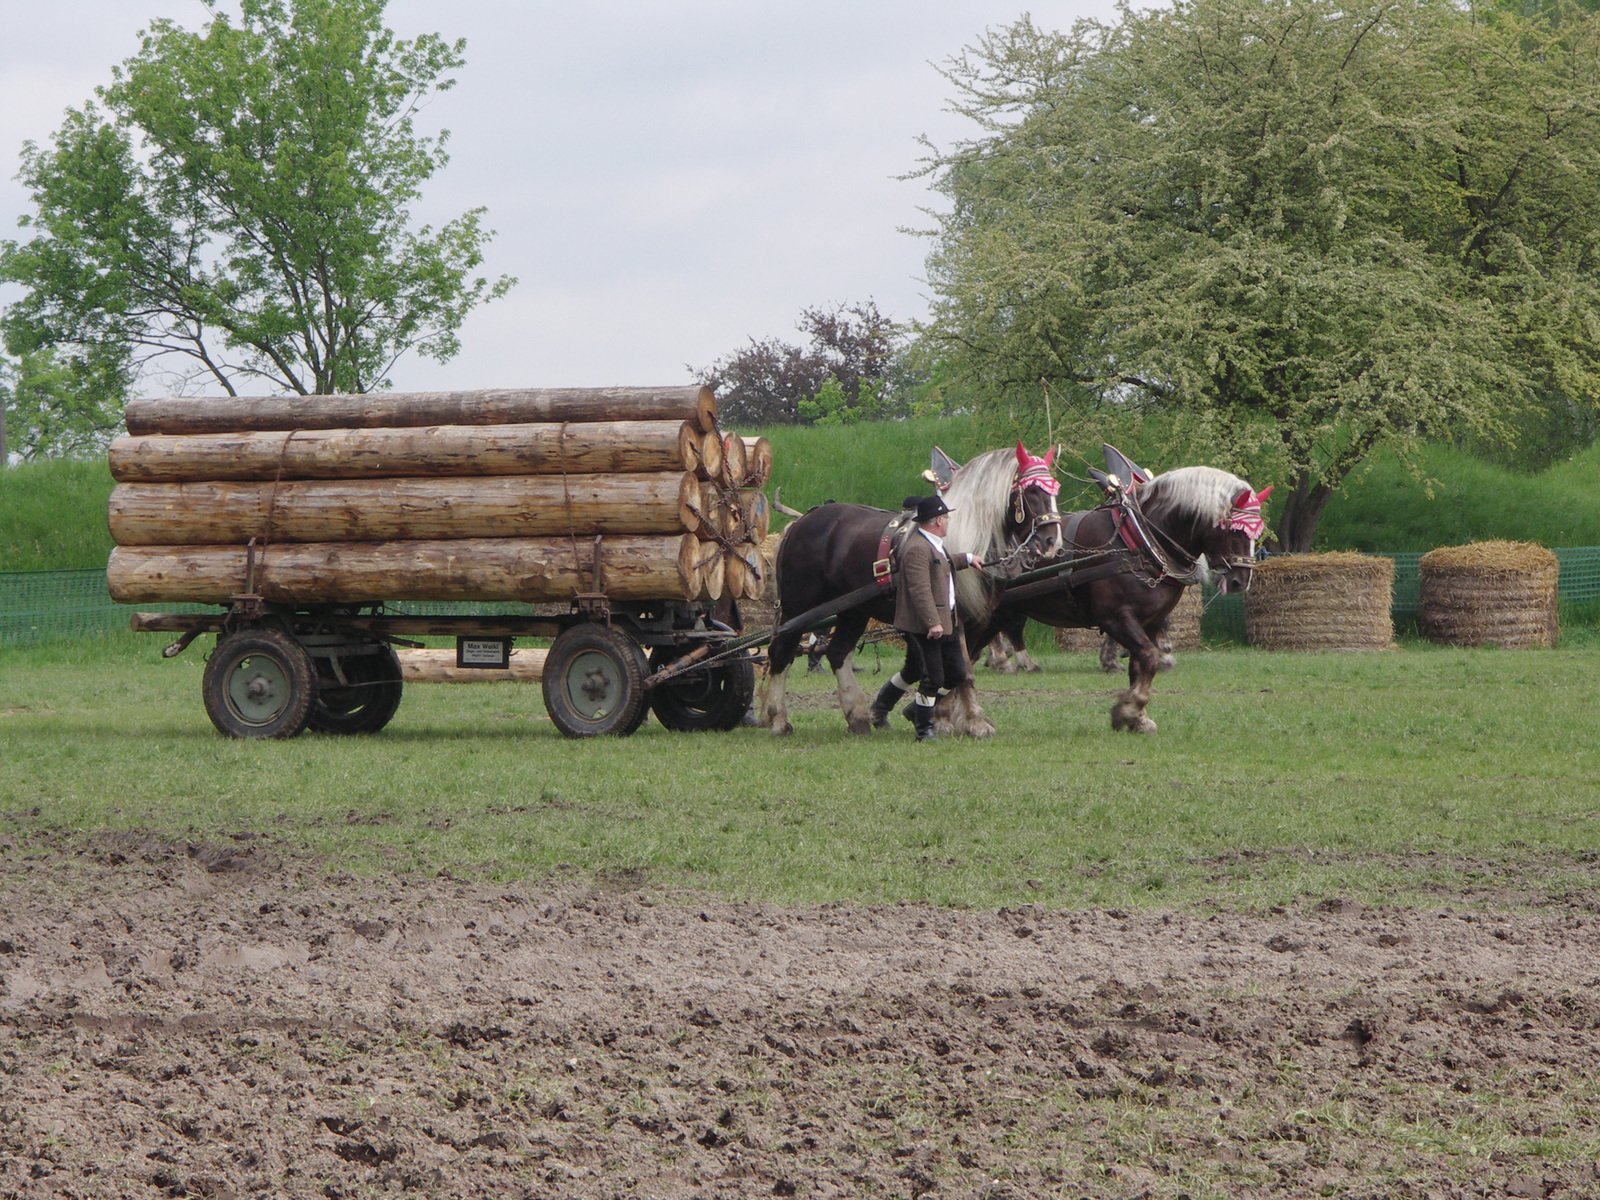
[104,386,774,607]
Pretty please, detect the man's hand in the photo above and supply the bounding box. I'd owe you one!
[928,624,944,639]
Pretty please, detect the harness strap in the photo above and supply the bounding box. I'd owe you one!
[872,512,915,589]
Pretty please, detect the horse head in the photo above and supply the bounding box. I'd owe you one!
[1138,469,1270,595]
[1207,485,1271,594]
[1010,441,1064,561]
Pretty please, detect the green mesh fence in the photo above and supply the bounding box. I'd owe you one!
[6,549,1600,648]
[2,569,125,646]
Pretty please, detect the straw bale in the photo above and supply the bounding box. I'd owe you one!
[1244,552,1394,651]
[1418,540,1558,649]
[1054,626,1104,653]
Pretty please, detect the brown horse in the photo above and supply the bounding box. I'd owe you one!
[761,443,1064,736]
[947,465,1269,734]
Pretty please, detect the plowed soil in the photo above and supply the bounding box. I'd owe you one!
[3,832,1598,1199]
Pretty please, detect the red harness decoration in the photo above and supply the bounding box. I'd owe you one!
[1112,501,1157,560]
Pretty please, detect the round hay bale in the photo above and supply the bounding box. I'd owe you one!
[1054,625,1103,653]
[1050,586,1204,654]
[1417,540,1558,648]
[1244,553,1395,651]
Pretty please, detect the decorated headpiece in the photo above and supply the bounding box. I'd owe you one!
[1224,486,1273,540]
[1014,442,1060,496]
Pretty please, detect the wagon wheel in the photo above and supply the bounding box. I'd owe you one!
[647,645,756,732]
[308,645,404,736]
[202,628,315,739]
[541,624,649,738]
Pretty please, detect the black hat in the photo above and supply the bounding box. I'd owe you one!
[913,494,952,523]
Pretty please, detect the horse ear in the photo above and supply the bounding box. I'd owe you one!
[1044,446,1055,468]
[1016,441,1027,465]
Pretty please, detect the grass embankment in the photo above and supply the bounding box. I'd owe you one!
[0,457,116,571]
[5,630,1598,911]
[8,422,1600,571]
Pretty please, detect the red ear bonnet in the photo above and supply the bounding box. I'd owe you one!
[1013,442,1061,496]
[1224,485,1272,539]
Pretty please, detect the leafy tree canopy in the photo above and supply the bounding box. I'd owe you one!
[918,0,1600,550]
[0,346,129,463]
[0,0,514,405]
[695,300,919,426]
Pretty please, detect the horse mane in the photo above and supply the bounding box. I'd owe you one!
[1140,466,1251,527]
[945,447,1017,563]
[944,446,1018,625]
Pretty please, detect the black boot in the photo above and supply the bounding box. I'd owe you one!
[909,701,937,742]
[869,680,906,729]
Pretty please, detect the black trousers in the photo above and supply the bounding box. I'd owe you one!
[902,631,969,698]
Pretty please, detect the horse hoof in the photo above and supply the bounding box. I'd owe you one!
[1111,709,1157,734]
[768,721,793,737]
[847,716,873,735]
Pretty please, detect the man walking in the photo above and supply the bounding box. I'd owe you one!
[883,494,982,742]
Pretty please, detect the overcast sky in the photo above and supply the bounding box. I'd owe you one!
[0,2,1120,395]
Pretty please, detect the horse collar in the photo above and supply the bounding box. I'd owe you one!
[1113,498,1203,587]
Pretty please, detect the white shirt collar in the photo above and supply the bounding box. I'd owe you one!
[919,527,946,553]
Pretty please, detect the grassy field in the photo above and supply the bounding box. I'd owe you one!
[5,628,1597,911]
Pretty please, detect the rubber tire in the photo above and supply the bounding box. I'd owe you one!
[541,624,649,738]
[647,646,756,732]
[202,628,315,739]
[309,645,404,736]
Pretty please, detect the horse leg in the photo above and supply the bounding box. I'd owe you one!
[761,628,800,736]
[1100,614,1163,734]
[1153,616,1177,672]
[1009,623,1042,674]
[826,612,875,734]
[983,634,1016,673]
[1097,633,1122,673]
[940,627,996,739]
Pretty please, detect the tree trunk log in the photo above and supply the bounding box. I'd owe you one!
[739,489,771,541]
[106,535,699,604]
[742,437,772,487]
[397,647,547,683]
[123,386,718,436]
[721,433,748,489]
[684,540,724,601]
[696,430,724,483]
[108,473,700,545]
[108,421,697,482]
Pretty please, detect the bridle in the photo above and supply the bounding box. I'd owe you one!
[988,472,1062,573]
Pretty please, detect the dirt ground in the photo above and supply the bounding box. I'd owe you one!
[3,832,1599,1200]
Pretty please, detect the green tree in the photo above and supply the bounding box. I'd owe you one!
[918,0,1600,551]
[0,346,128,462]
[0,0,513,400]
